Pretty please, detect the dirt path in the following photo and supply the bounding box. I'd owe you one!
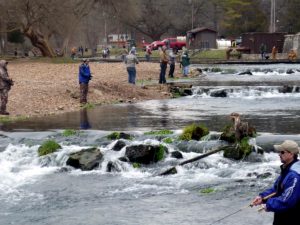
[6,60,183,118]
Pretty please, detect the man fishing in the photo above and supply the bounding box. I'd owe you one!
[251,140,300,225]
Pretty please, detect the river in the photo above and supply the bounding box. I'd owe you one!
[1,63,300,225]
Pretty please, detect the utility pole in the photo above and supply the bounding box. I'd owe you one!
[269,0,276,33]
[188,0,194,29]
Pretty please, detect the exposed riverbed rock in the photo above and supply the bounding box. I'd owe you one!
[66,147,103,170]
[125,144,168,164]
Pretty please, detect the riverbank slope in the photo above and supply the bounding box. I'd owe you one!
[5,60,182,118]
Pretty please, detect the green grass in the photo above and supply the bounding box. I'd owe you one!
[81,103,95,109]
[0,115,28,124]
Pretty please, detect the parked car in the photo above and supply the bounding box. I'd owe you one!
[149,37,186,50]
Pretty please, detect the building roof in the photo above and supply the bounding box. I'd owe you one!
[187,27,217,34]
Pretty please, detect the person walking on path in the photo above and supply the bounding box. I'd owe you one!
[121,45,128,62]
[0,60,13,115]
[271,46,278,60]
[125,47,139,84]
[180,47,190,77]
[159,46,168,84]
[259,43,267,60]
[251,140,300,225]
[145,45,152,62]
[168,48,176,78]
[78,59,92,105]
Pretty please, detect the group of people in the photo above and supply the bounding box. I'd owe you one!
[260,43,279,60]
[158,46,190,84]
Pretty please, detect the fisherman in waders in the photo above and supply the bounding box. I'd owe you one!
[78,59,92,105]
[0,60,14,115]
[251,140,300,225]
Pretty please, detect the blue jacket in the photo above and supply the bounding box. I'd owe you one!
[79,63,91,84]
[260,160,300,225]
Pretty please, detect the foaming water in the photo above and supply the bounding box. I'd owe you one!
[0,131,281,225]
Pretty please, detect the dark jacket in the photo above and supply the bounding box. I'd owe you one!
[78,63,91,84]
[259,160,300,225]
[0,60,13,90]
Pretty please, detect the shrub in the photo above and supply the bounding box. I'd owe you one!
[38,140,61,156]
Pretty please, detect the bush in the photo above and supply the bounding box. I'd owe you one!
[179,124,209,141]
[38,140,61,156]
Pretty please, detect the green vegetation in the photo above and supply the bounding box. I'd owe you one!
[223,137,253,160]
[154,144,166,162]
[200,188,215,194]
[239,137,252,157]
[179,124,209,141]
[0,115,28,124]
[38,140,61,156]
[144,129,174,135]
[163,137,173,144]
[81,102,95,109]
[107,132,120,140]
[132,162,141,168]
[62,129,77,137]
[220,124,236,143]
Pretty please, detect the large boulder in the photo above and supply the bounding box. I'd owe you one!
[125,144,167,164]
[66,147,103,171]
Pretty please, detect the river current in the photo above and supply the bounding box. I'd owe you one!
[1,63,300,225]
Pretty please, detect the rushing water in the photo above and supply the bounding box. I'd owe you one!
[1,63,300,225]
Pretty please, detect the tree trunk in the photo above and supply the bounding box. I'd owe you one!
[23,26,55,57]
[159,145,232,176]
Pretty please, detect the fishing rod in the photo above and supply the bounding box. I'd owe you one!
[207,192,276,225]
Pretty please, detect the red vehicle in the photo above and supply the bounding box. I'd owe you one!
[149,37,186,50]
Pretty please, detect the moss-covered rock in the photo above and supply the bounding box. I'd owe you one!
[220,124,236,143]
[38,140,61,156]
[179,124,209,141]
[107,132,132,140]
[223,137,252,160]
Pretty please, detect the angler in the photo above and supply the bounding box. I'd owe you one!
[252,140,300,225]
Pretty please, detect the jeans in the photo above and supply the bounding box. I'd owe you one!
[183,66,189,76]
[127,67,136,84]
[80,83,89,104]
[169,63,175,77]
[159,63,167,84]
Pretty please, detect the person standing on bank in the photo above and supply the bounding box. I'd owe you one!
[78,59,92,105]
[168,48,176,78]
[251,140,300,225]
[125,47,139,84]
[0,60,14,115]
[180,48,190,77]
[159,46,168,84]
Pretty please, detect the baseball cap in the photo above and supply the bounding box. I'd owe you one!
[274,140,300,154]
